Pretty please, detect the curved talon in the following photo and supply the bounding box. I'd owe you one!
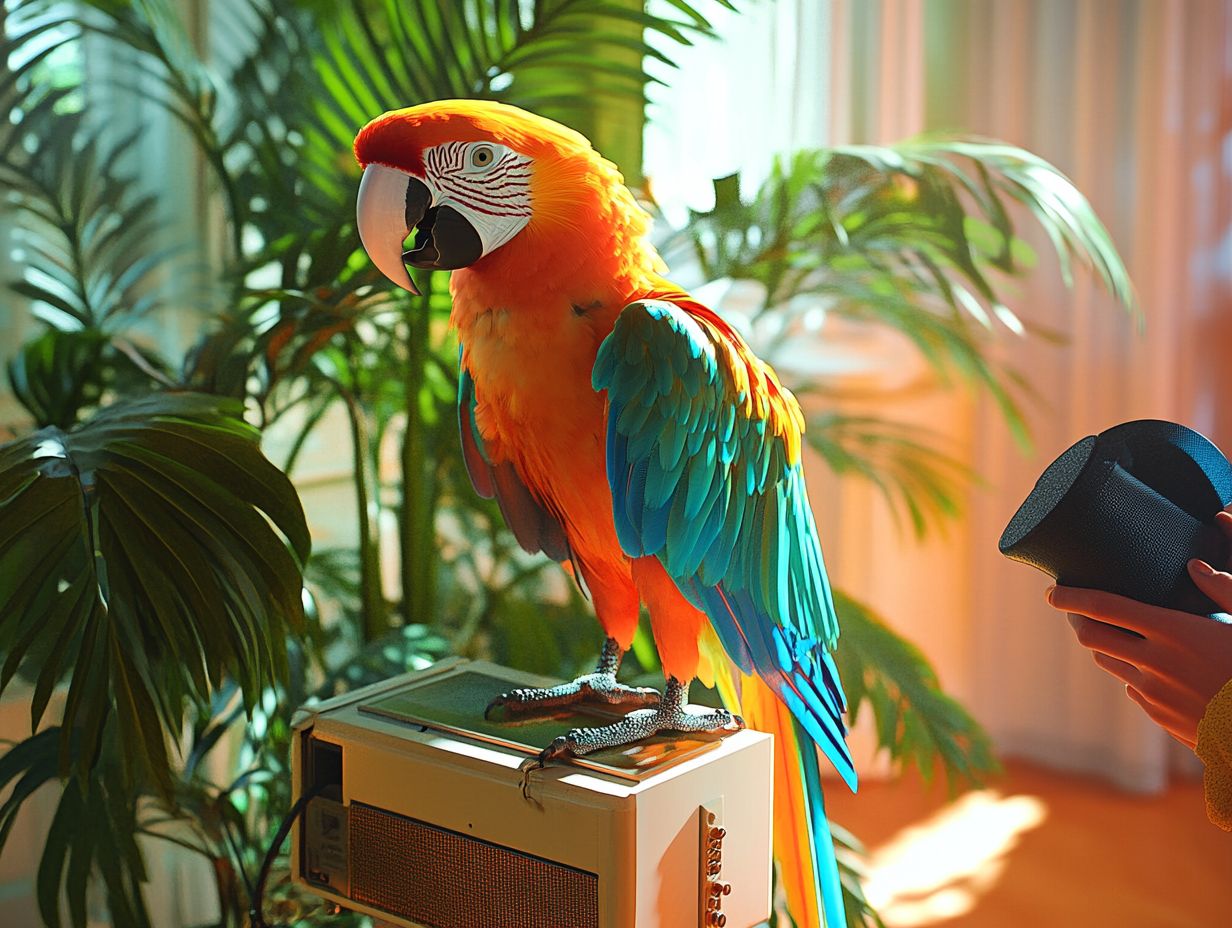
[518,756,545,801]
[517,734,580,802]
[540,733,577,764]
[484,692,514,721]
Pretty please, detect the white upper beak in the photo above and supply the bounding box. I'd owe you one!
[356,163,419,295]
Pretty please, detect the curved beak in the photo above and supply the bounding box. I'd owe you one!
[356,163,484,295]
[357,163,421,295]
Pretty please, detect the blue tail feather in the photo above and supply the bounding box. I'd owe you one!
[796,718,846,928]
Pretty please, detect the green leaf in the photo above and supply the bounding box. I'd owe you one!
[804,413,974,538]
[832,589,999,791]
[0,392,309,792]
[0,729,152,928]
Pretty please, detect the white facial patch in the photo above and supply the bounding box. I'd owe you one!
[422,142,533,257]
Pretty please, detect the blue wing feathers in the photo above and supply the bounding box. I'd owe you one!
[458,365,496,499]
[594,300,856,792]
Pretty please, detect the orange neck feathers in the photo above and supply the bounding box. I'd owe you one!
[448,130,665,330]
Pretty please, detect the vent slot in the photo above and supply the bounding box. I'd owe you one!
[349,802,598,928]
[308,737,343,801]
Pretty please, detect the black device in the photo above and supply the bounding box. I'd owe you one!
[999,419,1232,617]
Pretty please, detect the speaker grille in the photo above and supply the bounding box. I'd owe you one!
[349,802,599,928]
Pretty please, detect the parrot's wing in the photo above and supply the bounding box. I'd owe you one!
[593,299,856,790]
[459,355,571,562]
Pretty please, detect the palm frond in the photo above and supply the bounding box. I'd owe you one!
[679,138,1136,452]
[0,728,151,928]
[0,50,179,335]
[832,589,999,791]
[299,0,725,210]
[0,393,309,793]
[832,822,887,928]
[0,12,187,427]
[804,412,974,538]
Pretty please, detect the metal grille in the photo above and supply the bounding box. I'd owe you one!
[349,802,599,928]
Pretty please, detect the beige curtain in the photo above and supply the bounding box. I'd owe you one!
[961,0,1231,791]
[649,0,1232,791]
[826,0,1232,791]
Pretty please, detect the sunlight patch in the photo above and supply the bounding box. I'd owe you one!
[863,790,1048,926]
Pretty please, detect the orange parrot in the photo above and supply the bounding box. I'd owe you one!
[354,100,856,927]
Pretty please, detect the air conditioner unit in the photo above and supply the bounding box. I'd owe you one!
[291,658,773,928]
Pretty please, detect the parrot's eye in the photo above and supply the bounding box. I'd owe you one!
[469,145,497,170]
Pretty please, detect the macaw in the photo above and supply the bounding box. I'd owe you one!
[354,100,857,927]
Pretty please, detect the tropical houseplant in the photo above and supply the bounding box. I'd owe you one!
[0,1,1132,926]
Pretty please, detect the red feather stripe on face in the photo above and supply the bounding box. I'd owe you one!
[434,188,531,218]
[436,179,531,203]
[422,141,533,219]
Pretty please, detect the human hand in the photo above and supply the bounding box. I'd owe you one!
[1045,508,1232,748]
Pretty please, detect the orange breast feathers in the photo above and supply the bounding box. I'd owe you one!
[446,124,668,469]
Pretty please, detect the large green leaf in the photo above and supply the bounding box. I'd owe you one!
[0,728,151,928]
[0,392,309,792]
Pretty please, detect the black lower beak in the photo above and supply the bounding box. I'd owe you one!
[402,176,483,272]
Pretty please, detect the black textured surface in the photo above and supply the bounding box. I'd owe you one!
[999,420,1232,617]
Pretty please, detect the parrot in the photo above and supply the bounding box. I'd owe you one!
[353,100,856,928]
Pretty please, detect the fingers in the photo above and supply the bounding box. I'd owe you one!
[1124,684,1197,748]
[1091,650,1143,688]
[1063,612,1146,662]
[1047,585,1197,637]
[1186,557,1232,614]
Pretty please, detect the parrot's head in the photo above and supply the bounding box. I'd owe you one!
[354,100,614,295]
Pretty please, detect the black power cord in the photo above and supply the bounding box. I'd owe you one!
[249,785,326,928]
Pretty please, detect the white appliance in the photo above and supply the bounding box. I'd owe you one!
[291,658,773,928]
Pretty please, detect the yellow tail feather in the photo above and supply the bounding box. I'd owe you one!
[698,628,826,928]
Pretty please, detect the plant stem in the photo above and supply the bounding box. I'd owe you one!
[210,855,244,928]
[339,375,387,641]
[400,283,436,626]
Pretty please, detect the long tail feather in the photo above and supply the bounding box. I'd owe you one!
[740,673,845,928]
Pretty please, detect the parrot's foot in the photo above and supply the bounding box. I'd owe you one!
[484,637,660,720]
[484,673,662,719]
[537,676,744,764]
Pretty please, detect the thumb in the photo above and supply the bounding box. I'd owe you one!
[1187,558,1232,612]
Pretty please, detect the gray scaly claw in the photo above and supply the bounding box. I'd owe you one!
[485,638,661,720]
[533,680,745,761]
[486,673,661,719]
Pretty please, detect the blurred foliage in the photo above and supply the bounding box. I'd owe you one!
[804,411,974,538]
[833,590,998,791]
[669,143,1136,534]
[0,1,1133,927]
